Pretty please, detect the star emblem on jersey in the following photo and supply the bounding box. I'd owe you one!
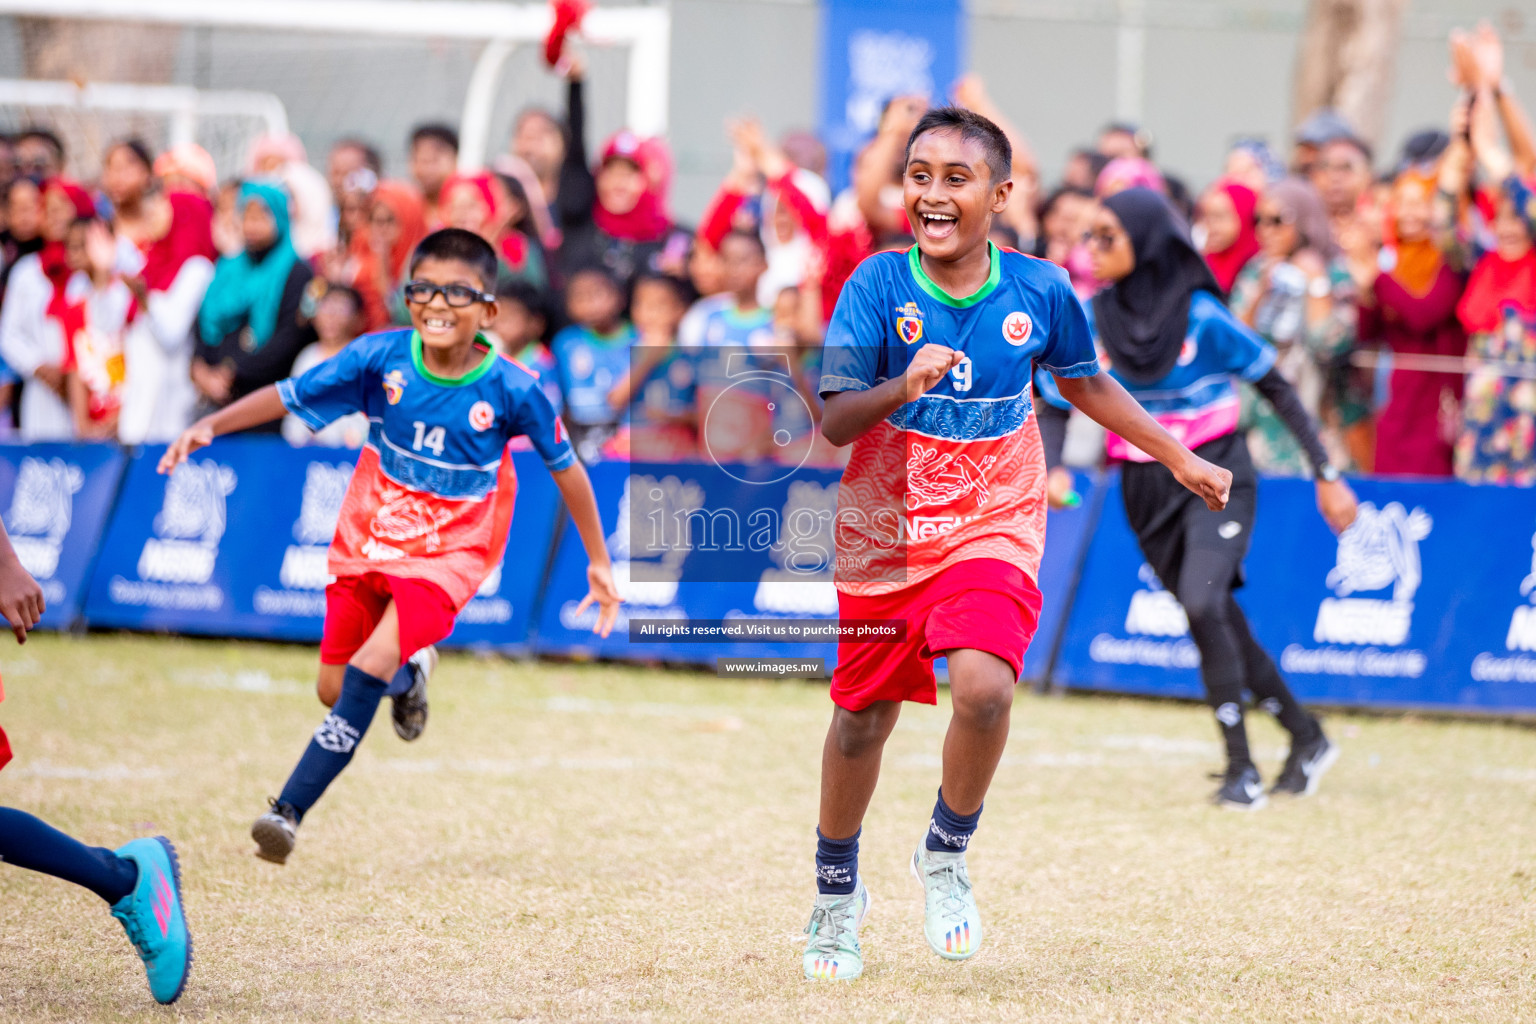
[382,370,407,405]
[468,400,495,432]
[897,316,924,345]
[1002,311,1032,345]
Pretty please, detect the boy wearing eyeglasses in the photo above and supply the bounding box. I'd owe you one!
[160,228,622,866]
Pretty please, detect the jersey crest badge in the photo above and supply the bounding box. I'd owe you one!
[1002,312,1032,345]
[468,400,495,432]
[383,370,408,405]
[897,317,924,345]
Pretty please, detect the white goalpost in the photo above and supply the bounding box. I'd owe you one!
[0,0,671,171]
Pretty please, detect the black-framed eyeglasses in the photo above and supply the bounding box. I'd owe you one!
[1081,228,1120,250]
[402,281,494,307]
[1255,213,1294,229]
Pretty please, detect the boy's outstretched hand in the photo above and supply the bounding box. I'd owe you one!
[576,562,623,638]
[0,553,44,644]
[1173,453,1233,511]
[158,419,216,475]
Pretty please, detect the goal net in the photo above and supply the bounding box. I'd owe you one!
[0,2,668,184]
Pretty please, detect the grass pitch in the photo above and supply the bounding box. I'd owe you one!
[0,634,1532,1023]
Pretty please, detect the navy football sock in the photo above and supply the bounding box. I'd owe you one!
[277,665,388,820]
[815,828,859,895]
[0,807,138,904]
[382,662,414,698]
[926,788,982,853]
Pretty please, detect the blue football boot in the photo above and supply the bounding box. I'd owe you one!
[109,836,192,1004]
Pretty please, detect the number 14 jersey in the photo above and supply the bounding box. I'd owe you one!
[278,328,575,608]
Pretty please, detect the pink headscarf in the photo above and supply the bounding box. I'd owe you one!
[245,133,308,175]
[1096,157,1165,198]
[153,143,218,197]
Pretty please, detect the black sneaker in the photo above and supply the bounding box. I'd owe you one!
[1212,765,1268,811]
[391,645,437,742]
[251,798,299,864]
[1270,732,1339,797]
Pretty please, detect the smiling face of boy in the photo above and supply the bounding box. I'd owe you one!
[406,256,497,357]
[903,129,1012,263]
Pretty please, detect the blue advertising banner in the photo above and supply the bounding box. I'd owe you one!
[535,460,1101,680]
[441,446,561,654]
[818,0,964,194]
[84,438,555,651]
[535,461,845,666]
[1056,474,1536,713]
[1022,470,1101,683]
[0,442,125,629]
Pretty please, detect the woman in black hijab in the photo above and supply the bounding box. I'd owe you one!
[1084,187,1358,808]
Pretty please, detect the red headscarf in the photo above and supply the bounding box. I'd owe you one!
[592,131,672,244]
[1457,249,1536,334]
[39,179,95,371]
[140,192,217,293]
[369,180,428,282]
[38,179,94,287]
[440,171,534,270]
[1202,179,1260,295]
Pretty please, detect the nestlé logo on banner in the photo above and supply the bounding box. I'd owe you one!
[559,475,699,632]
[253,462,352,617]
[1469,526,1536,684]
[1088,563,1201,670]
[750,480,838,617]
[3,457,83,604]
[110,459,237,612]
[1281,502,1431,679]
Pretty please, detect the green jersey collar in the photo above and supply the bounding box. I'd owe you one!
[907,241,1001,308]
[411,330,498,386]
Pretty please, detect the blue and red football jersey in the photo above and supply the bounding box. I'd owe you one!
[278,328,575,608]
[1088,291,1276,461]
[820,244,1099,595]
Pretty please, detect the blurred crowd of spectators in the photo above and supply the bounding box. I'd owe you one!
[0,24,1531,485]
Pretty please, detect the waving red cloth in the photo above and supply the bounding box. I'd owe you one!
[1202,179,1259,296]
[543,0,590,67]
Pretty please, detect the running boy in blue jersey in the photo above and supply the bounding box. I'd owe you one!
[0,523,191,1004]
[160,228,622,866]
[805,108,1232,979]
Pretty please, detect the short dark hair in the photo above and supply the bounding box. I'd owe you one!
[333,137,382,174]
[17,127,64,162]
[410,123,459,154]
[109,138,154,171]
[631,271,695,309]
[318,282,363,313]
[905,106,1011,185]
[566,263,622,297]
[495,278,547,320]
[408,228,498,291]
[719,227,767,260]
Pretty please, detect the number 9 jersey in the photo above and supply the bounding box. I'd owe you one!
[278,329,576,609]
[819,244,1099,596]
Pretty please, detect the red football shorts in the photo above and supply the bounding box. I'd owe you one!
[830,558,1044,712]
[0,674,10,772]
[319,573,459,667]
